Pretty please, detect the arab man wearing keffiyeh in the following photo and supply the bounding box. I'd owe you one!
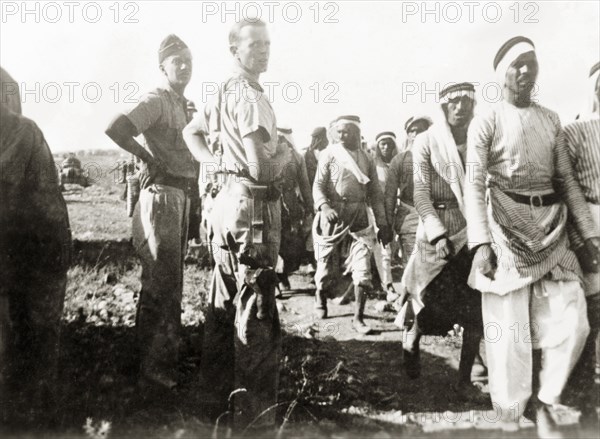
[369,131,398,297]
[465,37,599,433]
[312,115,392,334]
[398,83,485,402]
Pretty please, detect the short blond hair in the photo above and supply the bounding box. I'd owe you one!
[229,18,267,45]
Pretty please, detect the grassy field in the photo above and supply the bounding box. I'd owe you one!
[57,149,132,241]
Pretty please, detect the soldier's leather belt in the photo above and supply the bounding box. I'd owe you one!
[153,174,195,192]
[433,199,459,209]
[504,191,560,207]
[227,180,267,198]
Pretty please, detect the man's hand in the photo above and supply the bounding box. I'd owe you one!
[473,243,497,280]
[435,237,454,260]
[581,237,600,273]
[139,158,167,189]
[377,225,393,247]
[321,204,338,224]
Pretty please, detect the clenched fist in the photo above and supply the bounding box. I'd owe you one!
[435,237,454,260]
[139,158,167,189]
[472,243,497,280]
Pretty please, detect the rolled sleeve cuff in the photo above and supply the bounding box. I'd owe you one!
[467,230,493,250]
[315,199,329,211]
[190,113,209,135]
[124,93,162,136]
[422,216,447,244]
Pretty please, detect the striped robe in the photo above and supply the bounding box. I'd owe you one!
[564,118,600,205]
[371,150,396,288]
[564,117,600,296]
[384,149,415,230]
[401,124,469,312]
[466,101,596,295]
[384,149,419,267]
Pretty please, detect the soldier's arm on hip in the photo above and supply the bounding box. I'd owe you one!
[183,112,215,164]
[105,114,154,165]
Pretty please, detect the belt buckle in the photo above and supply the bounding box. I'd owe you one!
[437,203,446,210]
[530,194,543,208]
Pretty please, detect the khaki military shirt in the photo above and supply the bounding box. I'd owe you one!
[125,84,196,179]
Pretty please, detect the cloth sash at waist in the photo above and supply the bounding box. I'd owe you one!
[312,207,376,261]
[401,218,468,314]
[468,186,581,296]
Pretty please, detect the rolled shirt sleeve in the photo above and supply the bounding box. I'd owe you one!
[236,95,272,143]
[187,110,209,136]
[124,92,162,136]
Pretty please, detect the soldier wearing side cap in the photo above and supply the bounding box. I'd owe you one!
[105,34,195,391]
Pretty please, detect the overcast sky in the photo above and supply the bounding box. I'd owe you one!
[1,1,599,152]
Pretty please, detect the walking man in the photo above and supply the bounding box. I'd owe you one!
[312,115,392,334]
[400,83,484,400]
[384,116,431,303]
[371,131,398,297]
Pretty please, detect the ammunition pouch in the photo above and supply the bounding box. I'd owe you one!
[225,179,280,246]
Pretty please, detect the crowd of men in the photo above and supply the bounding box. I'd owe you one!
[1,17,599,436]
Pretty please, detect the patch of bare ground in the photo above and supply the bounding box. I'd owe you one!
[8,153,592,437]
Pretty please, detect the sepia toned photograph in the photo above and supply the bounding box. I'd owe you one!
[1,1,599,437]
